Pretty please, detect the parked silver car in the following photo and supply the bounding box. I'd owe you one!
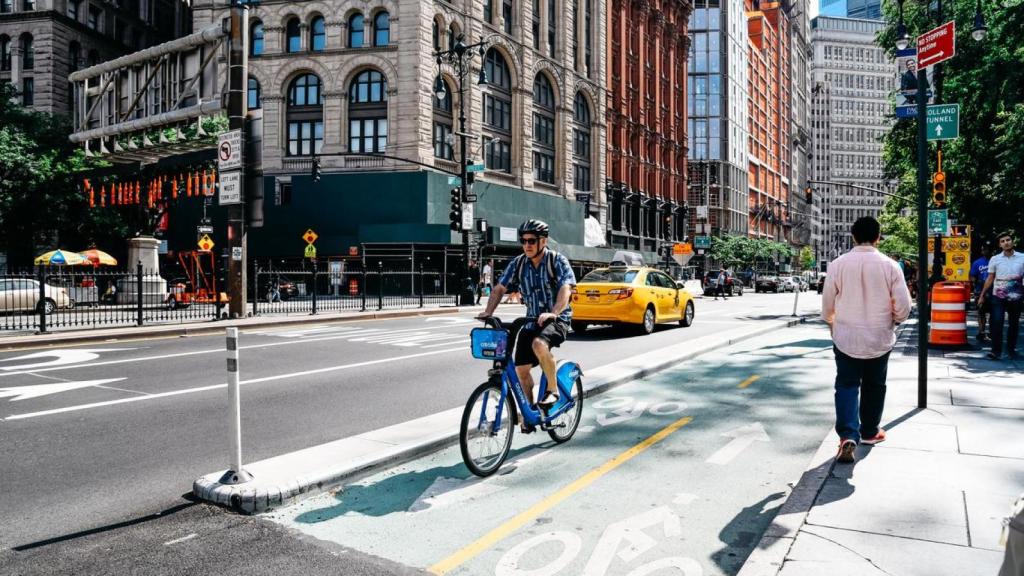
[0,279,73,314]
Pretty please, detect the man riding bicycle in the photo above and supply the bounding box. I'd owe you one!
[477,219,577,426]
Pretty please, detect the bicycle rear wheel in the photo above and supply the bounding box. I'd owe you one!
[547,376,584,443]
[460,380,515,477]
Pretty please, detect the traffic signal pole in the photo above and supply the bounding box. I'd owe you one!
[915,65,929,409]
[226,5,248,318]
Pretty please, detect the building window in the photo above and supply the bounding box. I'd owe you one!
[22,77,33,106]
[286,18,301,53]
[0,0,10,12]
[286,73,324,156]
[432,19,440,50]
[533,73,556,184]
[502,0,512,34]
[348,69,388,153]
[374,11,390,46]
[311,16,325,51]
[88,49,99,66]
[547,0,556,58]
[448,24,459,50]
[88,5,101,30]
[20,34,33,70]
[0,36,9,71]
[349,14,364,47]
[69,41,81,71]
[433,78,453,160]
[250,21,264,55]
[247,77,261,110]
[482,48,512,172]
[484,0,492,24]
[584,0,592,75]
[572,92,591,191]
[23,0,34,10]
[532,0,539,49]
[67,0,80,19]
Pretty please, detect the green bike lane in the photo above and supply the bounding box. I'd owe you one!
[263,323,838,576]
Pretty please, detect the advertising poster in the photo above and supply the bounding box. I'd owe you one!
[895,48,934,118]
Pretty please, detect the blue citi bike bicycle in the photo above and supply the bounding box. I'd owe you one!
[460,316,585,477]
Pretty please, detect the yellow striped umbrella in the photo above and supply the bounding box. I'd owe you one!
[78,248,118,266]
[34,249,88,266]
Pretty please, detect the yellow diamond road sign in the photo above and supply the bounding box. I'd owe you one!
[304,244,317,259]
[197,234,214,252]
[303,229,318,244]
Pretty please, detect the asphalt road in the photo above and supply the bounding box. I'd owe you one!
[0,291,822,572]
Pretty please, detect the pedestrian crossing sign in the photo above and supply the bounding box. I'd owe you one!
[304,244,317,259]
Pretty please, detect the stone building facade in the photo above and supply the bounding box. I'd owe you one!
[605,0,693,253]
[192,0,610,261]
[0,0,190,114]
[810,15,892,266]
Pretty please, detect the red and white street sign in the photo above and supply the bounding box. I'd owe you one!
[917,20,955,68]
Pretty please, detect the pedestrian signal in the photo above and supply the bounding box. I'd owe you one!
[804,186,813,204]
[932,171,946,207]
[311,156,322,183]
[449,188,462,231]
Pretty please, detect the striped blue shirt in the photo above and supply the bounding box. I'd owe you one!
[498,250,576,326]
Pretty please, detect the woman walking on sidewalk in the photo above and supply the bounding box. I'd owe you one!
[821,217,912,464]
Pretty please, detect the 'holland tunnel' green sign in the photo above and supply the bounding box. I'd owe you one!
[926,104,959,141]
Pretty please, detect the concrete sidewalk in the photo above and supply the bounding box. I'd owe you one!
[739,321,1024,576]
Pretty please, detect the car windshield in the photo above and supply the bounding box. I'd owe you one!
[581,269,639,283]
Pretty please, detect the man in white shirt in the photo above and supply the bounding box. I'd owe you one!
[979,232,1024,360]
[821,217,912,464]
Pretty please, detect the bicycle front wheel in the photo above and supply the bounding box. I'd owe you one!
[547,376,584,443]
[460,380,515,477]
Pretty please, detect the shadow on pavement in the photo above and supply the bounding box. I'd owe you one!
[711,492,786,574]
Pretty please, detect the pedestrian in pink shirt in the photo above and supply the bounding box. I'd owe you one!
[821,217,913,464]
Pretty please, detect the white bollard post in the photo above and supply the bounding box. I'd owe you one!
[219,327,252,484]
[792,282,801,317]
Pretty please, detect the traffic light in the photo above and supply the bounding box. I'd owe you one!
[465,160,476,188]
[311,156,322,183]
[931,171,946,206]
[449,188,462,231]
[804,186,813,204]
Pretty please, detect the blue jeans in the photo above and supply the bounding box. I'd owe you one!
[990,297,1022,356]
[834,347,891,443]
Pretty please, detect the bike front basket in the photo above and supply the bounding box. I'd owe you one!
[470,327,509,361]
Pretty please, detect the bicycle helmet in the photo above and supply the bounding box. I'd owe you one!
[518,219,550,238]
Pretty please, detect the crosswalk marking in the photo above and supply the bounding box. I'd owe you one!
[250,323,472,351]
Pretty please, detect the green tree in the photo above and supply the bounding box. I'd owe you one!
[799,246,815,270]
[878,1,1024,244]
[0,84,127,267]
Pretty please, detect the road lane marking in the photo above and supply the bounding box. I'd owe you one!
[0,348,136,371]
[427,415,694,575]
[3,347,465,421]
[162,533,197,546]
[705,422,771,465]
[738,374,760,389]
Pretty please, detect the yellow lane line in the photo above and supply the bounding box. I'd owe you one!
[427,415,694,575]
[738,374,760,389]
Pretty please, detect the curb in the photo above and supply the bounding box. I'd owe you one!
[735,322,915,576]
[193,314,814,515]
[0,307,468,351]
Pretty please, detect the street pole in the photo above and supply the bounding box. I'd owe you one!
[457,52,473,307]
[915,65,929,409]
[226,5,248,318]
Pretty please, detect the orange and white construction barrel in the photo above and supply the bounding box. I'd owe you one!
[929,281,968,346]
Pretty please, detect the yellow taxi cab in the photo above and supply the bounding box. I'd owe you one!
[570,266,695,334]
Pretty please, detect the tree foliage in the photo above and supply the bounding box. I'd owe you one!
[878,0,1024,245]
[799,246,816,270]
[710,235,795,268]
[0,84,128,267]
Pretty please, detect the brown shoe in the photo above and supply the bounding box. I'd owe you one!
[861,429,886,445]
[836,439,856,463]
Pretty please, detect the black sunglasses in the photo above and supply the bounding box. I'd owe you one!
[520,237,539,245]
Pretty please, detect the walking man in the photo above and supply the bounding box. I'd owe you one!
[477,259,493,305]
[714,266,729,300]
[822,217,912,464]
[979,232,1024,360]
[970,244,992,342]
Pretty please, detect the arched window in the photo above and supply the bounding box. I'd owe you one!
[286,73,323,156]
[532,73,555,184]
[448,23,458,51]
[482,48,512,173]
[433,78,453,160]
[572,92,591,192]
[310,16,325,51]
[250,21,264,55]
[285,17,301,53]
[87,49,99,66]
[20,33,33,70]
[373,11,390,46]
[348,69,387,153]
[348,13,364,48]
[69,41,81,71]
[247,77,261,110]
[432,19,440,51]
[0,36,10,72]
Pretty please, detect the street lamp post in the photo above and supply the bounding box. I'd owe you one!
[435,36,488,306]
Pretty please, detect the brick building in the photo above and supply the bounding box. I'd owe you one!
[604,0,693,253]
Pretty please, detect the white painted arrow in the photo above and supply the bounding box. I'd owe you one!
[0,378,126,401]
[705,422,771,465]
[919,51,945,66]
[0,348,134,371]
[935,124,944,135]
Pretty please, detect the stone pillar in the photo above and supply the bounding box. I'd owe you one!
[117,236,168,304]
